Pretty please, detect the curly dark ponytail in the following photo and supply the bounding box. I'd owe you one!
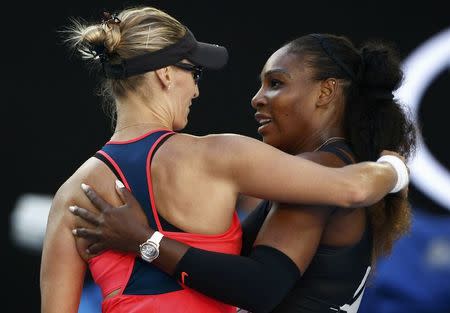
[347,41,416,162]
[352,41,416,265]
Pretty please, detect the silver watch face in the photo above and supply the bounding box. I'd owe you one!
[140,242,159,262]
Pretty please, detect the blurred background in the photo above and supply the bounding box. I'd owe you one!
[5,0,449,312]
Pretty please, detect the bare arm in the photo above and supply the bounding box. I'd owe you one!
[40,158,126,313]
[40,186,87,313]
[208,134,397,208]
[254,202,330,271]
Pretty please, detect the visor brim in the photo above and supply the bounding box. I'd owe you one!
[187,42,228,70]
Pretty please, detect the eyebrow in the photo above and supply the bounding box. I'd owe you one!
[259,68,292,81]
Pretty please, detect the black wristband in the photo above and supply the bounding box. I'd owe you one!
[174,245,301,313]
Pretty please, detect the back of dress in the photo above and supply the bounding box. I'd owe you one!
[89,129,242,313]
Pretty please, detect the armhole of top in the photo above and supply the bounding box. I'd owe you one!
[94,152,121,180]
[94,132,183,233]
[148,132,184,232]
[151,132,176,162]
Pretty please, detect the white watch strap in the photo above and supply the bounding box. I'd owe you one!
[148,231,164,245]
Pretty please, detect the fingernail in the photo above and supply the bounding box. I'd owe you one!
[116,180,125,189]
[81,183,89,192]
[72,229,77,235]
[69,205,76,212]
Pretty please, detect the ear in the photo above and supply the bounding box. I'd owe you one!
[154,67,172,90]
[316,78,337,108]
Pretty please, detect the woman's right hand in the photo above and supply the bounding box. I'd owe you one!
[69,180,153,255]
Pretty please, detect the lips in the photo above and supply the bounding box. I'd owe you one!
[255,113,271,123]
[255,113,272,132]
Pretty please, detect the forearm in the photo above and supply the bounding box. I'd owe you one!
[144,232,300,312]
[340,161,397,208]
[172,245,300,313]
[41,219,86,312]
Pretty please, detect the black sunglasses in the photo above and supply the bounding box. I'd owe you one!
[173,62,203,84]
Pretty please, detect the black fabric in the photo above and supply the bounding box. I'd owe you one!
[103,28,228,79]
[94,152,120,178]
[272,295,348,313]
[272,230,371,312]
[319,141,354,164]
[292,229,371,305]
[174,245,301,313]
[270,139,372,312]
[240,200,272,256]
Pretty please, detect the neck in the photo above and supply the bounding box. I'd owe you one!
[292,128,346,154]
[313,136,346,152]
[112,100,173,140]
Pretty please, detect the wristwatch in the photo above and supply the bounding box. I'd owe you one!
[139,231,164,263]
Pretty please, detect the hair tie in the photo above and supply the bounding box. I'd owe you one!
[87,11,120,62]
[88,43,108,62]
[101,11,121,27]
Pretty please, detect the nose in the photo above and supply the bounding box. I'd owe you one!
[251,87,266,109]
[193,84,199,99]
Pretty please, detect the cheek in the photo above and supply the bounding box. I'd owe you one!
[274,103,313,139]
[273,101,304,129]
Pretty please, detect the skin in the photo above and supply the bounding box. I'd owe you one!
[40,52,400,313]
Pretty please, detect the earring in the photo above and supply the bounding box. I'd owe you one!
[167,84,172,90]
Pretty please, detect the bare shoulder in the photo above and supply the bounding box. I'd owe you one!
[174,132,262,149]
[161,132,267,163]
[200,133,288,161]
[51,157,120,217]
